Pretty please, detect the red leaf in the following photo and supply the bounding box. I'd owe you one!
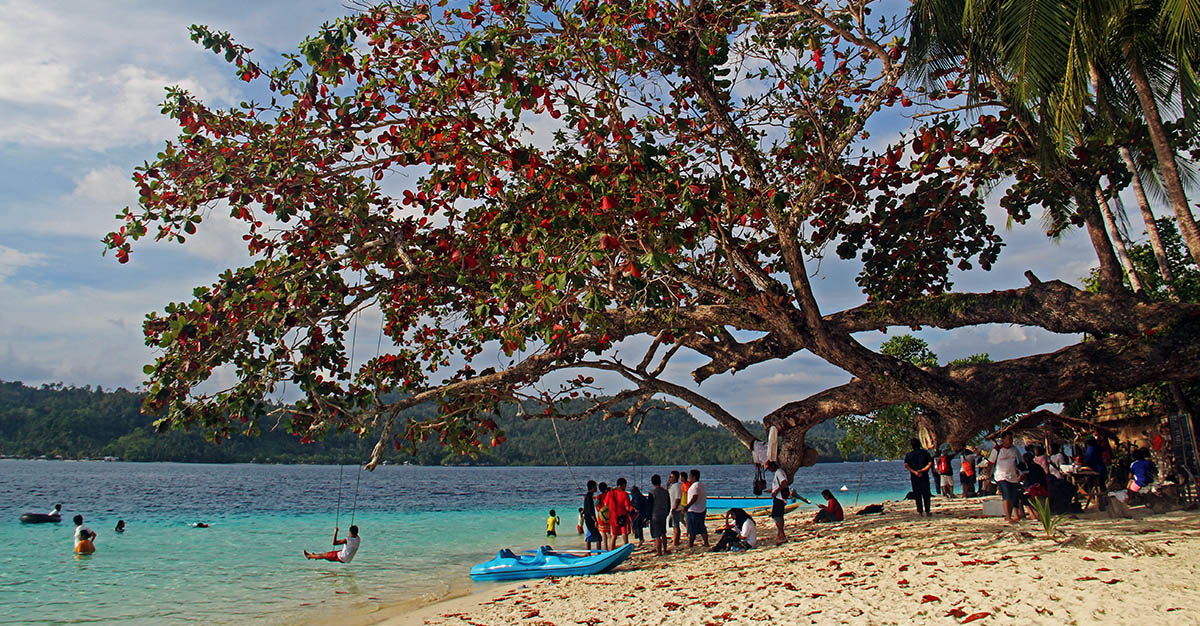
[961,612,990,623]
[920,595,940,603]
[945,608,967,618]
[601,196,616,211]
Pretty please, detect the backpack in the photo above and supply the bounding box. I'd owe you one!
[937,455,950,475]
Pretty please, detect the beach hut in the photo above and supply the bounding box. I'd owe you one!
[990,409,1115,450]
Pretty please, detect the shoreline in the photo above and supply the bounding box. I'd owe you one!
[359,496,1200,625]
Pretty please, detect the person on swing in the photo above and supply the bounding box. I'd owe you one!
[304,525,360,563]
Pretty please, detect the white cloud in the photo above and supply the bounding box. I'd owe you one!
[986,325,1028,344]
[0,1,238,150]
[0,245,45,281]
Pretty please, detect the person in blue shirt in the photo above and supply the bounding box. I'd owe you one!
[1128,448,1156,492]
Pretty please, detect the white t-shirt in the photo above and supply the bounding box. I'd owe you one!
[49,507,62,517]
[739,519,757,548]
[338,536,360,563]
[686,481,707,513]
[1049,453,1068,479]
[990,446,1020,482]
[771,469,789,502]
[74,525,93,542]
[668,482,682,511]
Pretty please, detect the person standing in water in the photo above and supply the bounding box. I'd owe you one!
[114,520,126,533]
[546,510,561,537]
[304,525,361,563]
[73,515,96,554]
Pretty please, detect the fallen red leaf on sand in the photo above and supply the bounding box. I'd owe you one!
[1168,608,1183,612]
[945,608,967,618]
[1075,576,1098,581]
[978,590,990,597]
[899,565,910,572]
[1102,579,1122,584]
[1096,567,1111,572]
[922,561,937,566]
[663,602,682,610]
[962,612,990,623]
[806,610,822,616]
[1082,556,1095,561]
[921,595,940,603]
[837,572,855,578]
[897,579,909,586]
[523,610,541,618]
[810,593,826,598]
[335,591,347,594]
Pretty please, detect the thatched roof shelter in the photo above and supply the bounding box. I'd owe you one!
[990,409,1117,445]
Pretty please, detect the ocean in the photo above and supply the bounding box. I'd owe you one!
[0,459,912,624]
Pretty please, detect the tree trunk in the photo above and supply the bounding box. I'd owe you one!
[1076,188,1129,294]
[1126,46,1200,267]
[776,428,819,480]
[1118,146,1177,298]
[1095,187,1144,294]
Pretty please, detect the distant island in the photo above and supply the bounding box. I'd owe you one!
[0,380,850,465]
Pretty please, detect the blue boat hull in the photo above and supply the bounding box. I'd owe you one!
[470,543,634,582]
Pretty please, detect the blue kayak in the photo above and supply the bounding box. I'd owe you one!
[470,543,635,582]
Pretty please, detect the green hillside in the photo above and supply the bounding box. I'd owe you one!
[0,380,848,465]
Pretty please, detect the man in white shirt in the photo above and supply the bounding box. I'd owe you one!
[667,471,683,547]
[768,461,789,544]
[989,433,1024,524]
[49,503,62,519]
[686,469,708,548]
[304,525,361,563]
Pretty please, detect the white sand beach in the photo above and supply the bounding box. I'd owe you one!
[372,497,1200,625]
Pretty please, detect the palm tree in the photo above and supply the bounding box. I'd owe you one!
[907,0,1200,267]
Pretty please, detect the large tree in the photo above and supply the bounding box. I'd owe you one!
[106,0,1200,476]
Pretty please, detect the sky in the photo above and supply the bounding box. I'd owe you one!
[0,1,1114,425]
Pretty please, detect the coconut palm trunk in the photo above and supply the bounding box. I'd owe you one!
[1117,146,1177,298]
[1095,187,1144,294]
[1125,45,1200,267]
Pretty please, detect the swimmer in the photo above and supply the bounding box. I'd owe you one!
[303,525,360,563]
[192,522,210,528]
[115,520,126,533]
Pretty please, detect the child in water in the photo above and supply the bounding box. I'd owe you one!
[73,515,96,554]
[546,510,560,537]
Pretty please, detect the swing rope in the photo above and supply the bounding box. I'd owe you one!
[854,449,867,506]
[549,413,580,492]
[350,463,363,526]
[334,463,345,530]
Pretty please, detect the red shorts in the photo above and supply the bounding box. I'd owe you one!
[314,550,342,562]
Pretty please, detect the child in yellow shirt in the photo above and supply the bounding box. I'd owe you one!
[546,510,561,537]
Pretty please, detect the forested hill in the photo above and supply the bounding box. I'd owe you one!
[0,380,848,465]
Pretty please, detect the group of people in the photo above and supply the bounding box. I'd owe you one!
[41,504,126,555]
[579,470,710,557]
[573,465,846,556]
[905,430,1153,523]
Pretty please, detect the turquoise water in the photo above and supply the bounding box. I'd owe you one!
[0,460,910,624]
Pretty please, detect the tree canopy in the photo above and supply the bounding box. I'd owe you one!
[106,0,1200,476]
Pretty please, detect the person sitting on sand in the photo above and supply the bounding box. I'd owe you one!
[114,520,126,533]
[304,525,360,563]
[73,515,96,554]
[812,490,844,524]
[1127,448,1157,493]
[711,508,756,552]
